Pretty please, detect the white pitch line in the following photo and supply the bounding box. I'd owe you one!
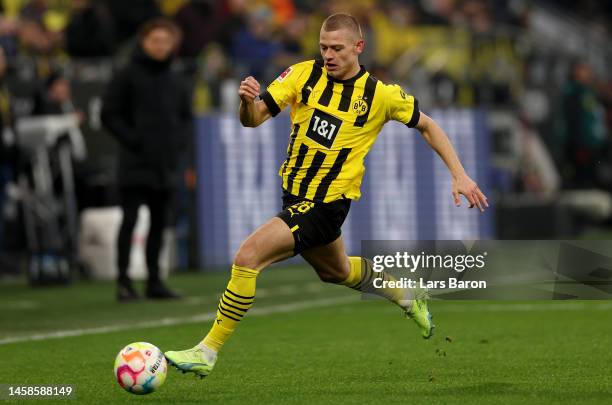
[0,295,359,346]
[3,294,610,345]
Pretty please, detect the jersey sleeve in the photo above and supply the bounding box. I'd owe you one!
[260,63,306,117]
[386,84,420,128]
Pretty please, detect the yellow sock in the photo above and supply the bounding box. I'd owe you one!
[342,257,409,307]
[202,264,259,352]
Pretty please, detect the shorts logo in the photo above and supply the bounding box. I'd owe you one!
[277,67,293,82]
[352,98,369,116]
[288,201,315,217]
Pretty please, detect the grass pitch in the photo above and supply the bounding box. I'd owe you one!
[0,266,611,404]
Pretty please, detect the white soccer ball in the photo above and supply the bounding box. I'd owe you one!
[114,342,167,395]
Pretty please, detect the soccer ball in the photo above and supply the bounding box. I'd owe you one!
[114,342,167,395]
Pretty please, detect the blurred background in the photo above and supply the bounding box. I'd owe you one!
[0,0,611,283]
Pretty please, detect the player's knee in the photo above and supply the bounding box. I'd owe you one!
[316,268,346,284]
[233,241,260,269]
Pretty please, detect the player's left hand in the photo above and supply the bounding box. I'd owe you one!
[452,174,488,212]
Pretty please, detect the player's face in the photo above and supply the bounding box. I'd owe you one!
[319,28,363,80]
[142,28,176,61]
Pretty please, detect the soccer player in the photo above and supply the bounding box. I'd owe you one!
[165,13,488,377]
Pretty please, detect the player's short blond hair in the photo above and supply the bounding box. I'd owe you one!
[321,13,363,40]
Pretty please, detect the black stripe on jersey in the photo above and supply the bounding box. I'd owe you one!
[317,80,334,107]
[338,83,355,112]
[354,76,378,127]
[405,98,420,128]
[281,124,300,176]
[298,151,327,198]
[313,148,351,201]
[286,143,309,193]
[301,61,323,104]
[260,91,281,117]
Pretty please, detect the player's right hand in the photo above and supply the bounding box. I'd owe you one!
[239,76,261,103]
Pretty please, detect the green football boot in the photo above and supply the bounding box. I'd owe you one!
[165,345,216,379]
[405,289,434,339]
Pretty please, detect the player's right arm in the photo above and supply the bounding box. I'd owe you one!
[239,62,308,128]
[239,76,272,128]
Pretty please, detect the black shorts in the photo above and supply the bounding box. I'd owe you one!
[276,191,351,256]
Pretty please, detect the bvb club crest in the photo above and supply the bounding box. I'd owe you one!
[352,97,369,116]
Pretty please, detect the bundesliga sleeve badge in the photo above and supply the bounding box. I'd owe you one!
[276,67,293,82]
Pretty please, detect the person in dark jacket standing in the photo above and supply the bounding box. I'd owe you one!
[101,18,191,301]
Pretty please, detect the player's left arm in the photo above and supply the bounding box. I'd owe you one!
[415,112,489,211]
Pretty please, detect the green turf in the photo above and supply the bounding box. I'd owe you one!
[0,266,611,404]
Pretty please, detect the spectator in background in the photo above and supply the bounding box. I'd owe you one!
[420,0,458,25]
[464,0,520,106]
[30,70,86,159]
[230,6,281,80]
[269,0,296,26]
[15,15,64,84]
[0,46,16,253]
[192,42,230,112]
[0,47,14,140]
[20,0,49,23]
[174,0,224,59]
[275,11,309,67]
[560,62,607,188]
[20,0,68,50]
[65,0,115,58]
[17,17,57,57]
[32,72,79,115]
[101,18,192,302]
[215,0,249,54]
[0,3,20,60]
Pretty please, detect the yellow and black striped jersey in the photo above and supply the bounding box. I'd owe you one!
[261,59,420,203]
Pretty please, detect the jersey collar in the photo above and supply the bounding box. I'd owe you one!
[325,64,367,84]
